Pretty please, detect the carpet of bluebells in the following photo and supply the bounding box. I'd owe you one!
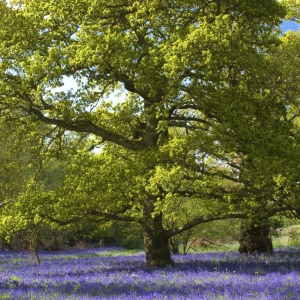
[0,246,300,299]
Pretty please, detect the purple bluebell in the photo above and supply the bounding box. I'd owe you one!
[0,247,299,299]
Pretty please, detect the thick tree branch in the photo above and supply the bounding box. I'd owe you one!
[28,106,144,151]
[168,120,197,129]
[169,115,211,125]
[41,206,139,226]
[166,213,247,238]
[40,214,86,226]
[167,204,300,238]
[88,209,139,223]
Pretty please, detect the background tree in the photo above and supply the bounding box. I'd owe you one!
[0,117,71,252]
[235,26,300,253]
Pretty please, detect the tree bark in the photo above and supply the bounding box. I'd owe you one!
[238,221,273,255]
[142,200,173,267]
[168,236,180,255]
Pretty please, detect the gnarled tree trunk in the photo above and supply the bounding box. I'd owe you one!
[238,221,273,255]
[142,200,173,267]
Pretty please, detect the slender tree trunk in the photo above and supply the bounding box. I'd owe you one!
[33,247,41,265]
[142,199,173,267]
[169,236,180,255]
[52,230,60,251]
[238,221,273,255]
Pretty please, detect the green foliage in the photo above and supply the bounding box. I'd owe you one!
[281,0,300,21]
[0,0,298,264]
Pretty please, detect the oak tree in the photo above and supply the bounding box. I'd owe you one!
[0,0,294,266]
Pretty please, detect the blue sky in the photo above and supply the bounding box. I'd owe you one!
[281,21,300,33]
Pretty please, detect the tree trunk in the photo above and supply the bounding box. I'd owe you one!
[143,221,173,267]
[142,200,173,267]
[168,236,180,255]
[141,120,173,267]
[52,230,61,251]
[238,222,273,255]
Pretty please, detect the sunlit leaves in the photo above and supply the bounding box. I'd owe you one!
[0,0,298,262]
[281,0,300,21]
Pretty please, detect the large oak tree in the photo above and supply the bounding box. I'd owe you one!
[0,0,296,266]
